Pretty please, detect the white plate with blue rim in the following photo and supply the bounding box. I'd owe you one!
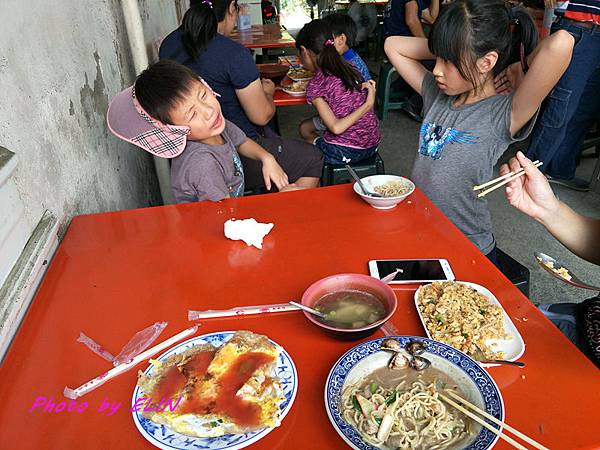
[132,331,298,450]
[325,336,504,450]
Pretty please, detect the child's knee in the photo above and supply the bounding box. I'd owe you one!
[299,119,315,139]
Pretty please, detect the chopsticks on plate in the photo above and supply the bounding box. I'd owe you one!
[188,303,300,321]
[439,390,549,450]
[473,160,543,198]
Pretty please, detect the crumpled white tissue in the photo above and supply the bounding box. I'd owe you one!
[224,218,274,249]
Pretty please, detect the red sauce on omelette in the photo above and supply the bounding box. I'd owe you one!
[182,352,274,426]
[151,350,216,403]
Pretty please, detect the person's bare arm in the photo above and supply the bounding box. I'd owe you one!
[510,30,574,136]
[236,79,276,126]
[421,0,440,23]
[384,36,433,94]
[237,138,289,190]
[405,0,426,37]
[501,152,600,265]
[312,81,375,135]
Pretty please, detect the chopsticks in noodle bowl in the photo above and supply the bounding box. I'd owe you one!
[474,161,543,198]
[439,390,549,450]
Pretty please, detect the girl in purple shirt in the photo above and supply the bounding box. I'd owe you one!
[297,20,381,164]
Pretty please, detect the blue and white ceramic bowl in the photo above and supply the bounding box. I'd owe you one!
[132,332,298,450]
[325,336,504,450]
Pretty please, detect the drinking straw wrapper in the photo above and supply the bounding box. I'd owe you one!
[77,321,167,366]
[64,325,198,399]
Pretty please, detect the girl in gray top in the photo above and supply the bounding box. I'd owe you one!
[385,0,575,264]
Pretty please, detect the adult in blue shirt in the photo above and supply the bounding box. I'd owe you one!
[383,0,439,38]
[159,0,274,140]
[159,0,322,189]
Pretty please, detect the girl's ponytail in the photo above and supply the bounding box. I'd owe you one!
[506,5,538,72]
[318,40,363,90]
[182,3,218,61]
[181,0,238,61]
[296,20,363,91]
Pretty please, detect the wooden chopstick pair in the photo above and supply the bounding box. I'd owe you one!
[439,390,549,450]
[474,160,543,198]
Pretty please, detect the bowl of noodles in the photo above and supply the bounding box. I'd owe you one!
[325,336,504,450]
[353,175,415,210]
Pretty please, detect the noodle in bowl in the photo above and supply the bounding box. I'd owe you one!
[325,337,504,450]
[342,371,469,449]
[353,175,415,210]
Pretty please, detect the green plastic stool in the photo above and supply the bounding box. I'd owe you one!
[321,153,385,186]
[376,62,409,121]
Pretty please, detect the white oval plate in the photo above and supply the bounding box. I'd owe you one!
[287,75,313,82]
[132,331,298,450]
[281,87,306,97]
[414,281,525,364]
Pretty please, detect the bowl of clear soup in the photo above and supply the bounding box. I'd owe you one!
[301,274,397,339]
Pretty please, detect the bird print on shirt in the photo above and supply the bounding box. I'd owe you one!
[419,122,477,160]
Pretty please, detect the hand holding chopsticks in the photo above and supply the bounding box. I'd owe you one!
[474,160,543,198]
[439,389,549,450]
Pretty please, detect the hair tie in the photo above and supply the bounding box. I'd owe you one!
[507,8,519,25]
[324,39,335,47]
[202,0,213,8]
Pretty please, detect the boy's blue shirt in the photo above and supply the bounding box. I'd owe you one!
[342,48,371,81]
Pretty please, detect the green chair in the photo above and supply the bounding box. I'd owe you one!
[321,153,385,186]
[376,62,409,121]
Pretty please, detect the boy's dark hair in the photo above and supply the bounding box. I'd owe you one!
[182,0,238,61]
[134,60,199,124]
[295,19,363,90]
[429,0,538,90]
[323,12,358,48]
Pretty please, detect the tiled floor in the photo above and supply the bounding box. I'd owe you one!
[277,103,600,306]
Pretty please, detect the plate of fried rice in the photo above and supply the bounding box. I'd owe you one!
[414,281,525,364]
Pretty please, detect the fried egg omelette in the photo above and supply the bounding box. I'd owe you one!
[136,331,284,438]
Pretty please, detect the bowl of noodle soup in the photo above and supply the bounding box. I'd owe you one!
[325,336,504,450]
[352,175,415,210]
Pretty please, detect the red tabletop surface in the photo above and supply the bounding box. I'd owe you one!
[230,24,295,49]
[1,185,599,450]
[273,88,306,107]
[255,69,307,107]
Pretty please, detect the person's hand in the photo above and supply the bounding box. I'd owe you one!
[545,0,557,7]
[494,62,525,95]
[501,151,560,223]
[261,154,289,191]
[261,78,276,97]
[362,80,376,108]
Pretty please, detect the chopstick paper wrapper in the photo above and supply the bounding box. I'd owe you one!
[189,303,300,320]
[77,321,168,366]
[63,325,198,400]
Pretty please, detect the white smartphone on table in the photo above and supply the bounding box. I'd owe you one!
[368,259,455,284]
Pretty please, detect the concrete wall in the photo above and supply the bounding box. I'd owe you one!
[0,0,180,239]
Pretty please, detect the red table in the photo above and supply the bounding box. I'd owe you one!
[230,24,295,49]
[1,185,599,449]
[274,75,307,107]
[273,88,306,107]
